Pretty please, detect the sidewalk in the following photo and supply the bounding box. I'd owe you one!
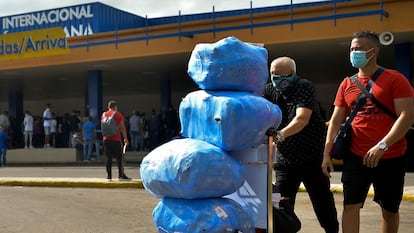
[0,165,413,201]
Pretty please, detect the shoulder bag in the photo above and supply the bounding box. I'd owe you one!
[330,68,384,160]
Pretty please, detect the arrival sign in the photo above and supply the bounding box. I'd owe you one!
[0,27,69,60]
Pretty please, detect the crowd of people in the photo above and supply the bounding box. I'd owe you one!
[0,104,180,155]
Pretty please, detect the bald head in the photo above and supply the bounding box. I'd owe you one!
[270,57,296,76]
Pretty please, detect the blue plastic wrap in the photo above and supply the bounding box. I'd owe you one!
[140,138,245,199]
[187,36,268,94]
[153,197,255,233]
[179,90,282,151]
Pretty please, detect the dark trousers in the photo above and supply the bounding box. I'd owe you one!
[274,160,339,233]
[103,140,124,178]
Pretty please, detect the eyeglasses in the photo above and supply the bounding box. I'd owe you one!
[271,74,293,80]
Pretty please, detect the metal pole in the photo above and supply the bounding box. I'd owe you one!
[267,136,274,232]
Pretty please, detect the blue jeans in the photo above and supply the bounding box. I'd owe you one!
[0,148,7,166]
[95,141,101,160]
[130,130,139,150]
[83,139,93,161]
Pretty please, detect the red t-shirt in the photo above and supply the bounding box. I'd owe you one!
[101,110,124,142]
[334,68,414,159]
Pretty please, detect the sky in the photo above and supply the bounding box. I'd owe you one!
[0,0,319,18]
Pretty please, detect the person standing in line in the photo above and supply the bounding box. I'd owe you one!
[50,112,57,148]
[0,109,10,130]
[101,100,130,180]
[60,113,71,148]
[129,110,142,151]
[68,110,82,147]
[263,56,339,233]
[23,110,34,149]
[322,30,414,233]
[42,103,53,148]
[33,116,44,148]
[0,125,8,167]
[82,116,97,162]
[148,109,160,149]
[166,105,179,141]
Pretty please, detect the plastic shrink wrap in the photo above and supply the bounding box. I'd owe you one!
[140,138,245,199]
[187,36,268,94]
[153,197,255,233]
[179,90,282,151]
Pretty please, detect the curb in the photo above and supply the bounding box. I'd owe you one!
[1,178,413,201]
[298,185,414,202]
[0,178,144,189]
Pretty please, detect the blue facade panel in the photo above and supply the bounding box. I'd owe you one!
[0,2,145,37]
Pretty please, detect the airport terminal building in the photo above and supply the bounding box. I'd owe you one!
[0,0,412,126]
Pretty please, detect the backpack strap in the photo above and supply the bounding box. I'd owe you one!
[350,68,397,119]
[110,111,117,119]
[102,111,117,118]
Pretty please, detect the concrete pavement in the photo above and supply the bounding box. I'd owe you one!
[1,149,413,232]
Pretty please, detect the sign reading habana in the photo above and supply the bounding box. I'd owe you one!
[0,27,69,60]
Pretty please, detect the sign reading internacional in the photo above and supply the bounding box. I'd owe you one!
[0,27,69,60]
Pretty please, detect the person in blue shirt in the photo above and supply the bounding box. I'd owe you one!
[82,116,97,162]
[0,125,8,167]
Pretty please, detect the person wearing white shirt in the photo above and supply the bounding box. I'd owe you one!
[23,111,34,149]
[50,112,57,148]
[43,103,53,148]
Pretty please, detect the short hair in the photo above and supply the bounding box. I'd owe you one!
[352,30,380,47]
[271,56,297,74]
[108,100,117,109]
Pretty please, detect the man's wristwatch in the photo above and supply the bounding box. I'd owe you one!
[377,141,388,151]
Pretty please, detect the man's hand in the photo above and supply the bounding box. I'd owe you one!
[266,128,277,137]
[266,128,285,142]
[321,154,334,178]
[363,146,384,168]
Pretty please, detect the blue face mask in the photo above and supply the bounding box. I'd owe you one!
[350,48,373,68]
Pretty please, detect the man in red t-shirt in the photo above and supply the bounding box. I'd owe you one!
[322,30,414,233]
[101,100,130,180]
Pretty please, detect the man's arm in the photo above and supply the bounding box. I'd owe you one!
[379,97,414,146]
[278,107,312,139]
[364,97,414,168]
[322,106,348,176]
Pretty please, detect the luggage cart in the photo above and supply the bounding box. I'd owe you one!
[226,136,276,232]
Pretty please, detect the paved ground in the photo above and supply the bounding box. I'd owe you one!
[0,165,413,233]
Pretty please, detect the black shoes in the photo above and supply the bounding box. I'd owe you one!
[107,174,131,180]
[118,174,131,180]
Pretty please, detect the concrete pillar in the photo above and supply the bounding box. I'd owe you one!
[86,70,103,126]
[160,77,171,114]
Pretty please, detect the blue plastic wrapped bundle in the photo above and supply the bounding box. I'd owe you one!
[187,36,268,94]
[179,90,282,151]
[153,197,255,233]
[140,138,245,199]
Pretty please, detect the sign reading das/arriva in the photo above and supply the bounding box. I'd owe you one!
[0,27,69,60]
